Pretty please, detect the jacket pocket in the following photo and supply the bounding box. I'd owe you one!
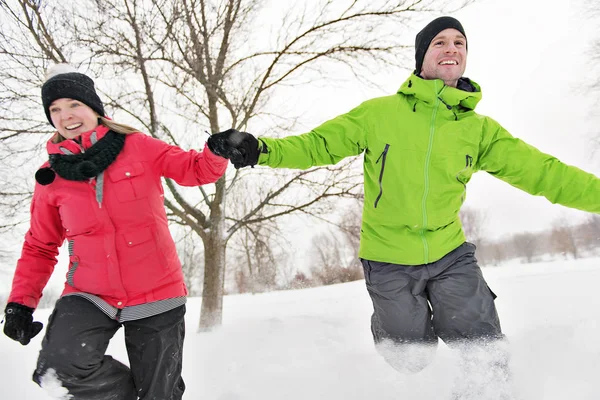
[456,154,474,202]
[120,227,170,293]
[455,154,474,186]
[122,227,162,265]
[374,144,390,208]
[487,284,497,300]
[107,162,147,202]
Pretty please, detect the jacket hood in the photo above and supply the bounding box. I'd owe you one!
[46,124,110,156]
[398,73,482,111]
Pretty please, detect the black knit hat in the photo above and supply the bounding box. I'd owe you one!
[41,65,105,126]
[415,16,467,74]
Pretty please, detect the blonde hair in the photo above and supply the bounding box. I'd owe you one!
[99,116,139,134]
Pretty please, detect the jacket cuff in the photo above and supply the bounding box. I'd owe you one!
[203,142,229,164]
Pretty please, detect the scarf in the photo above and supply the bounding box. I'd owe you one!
[35,130,125,187]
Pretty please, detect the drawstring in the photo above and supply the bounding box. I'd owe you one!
[438,96,452,110]
[437,97,458,121]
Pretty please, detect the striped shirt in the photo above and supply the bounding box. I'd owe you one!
[63,292,186,322]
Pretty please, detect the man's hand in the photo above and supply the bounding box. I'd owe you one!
[207,129,264,169]
[3,302,43,345]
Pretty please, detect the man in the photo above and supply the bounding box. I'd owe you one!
[208,16,600,398]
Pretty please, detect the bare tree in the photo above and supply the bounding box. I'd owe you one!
[338,198,363,262]
[0,0,474,330]
[310,232,344,284]
[583,0,600,152]
[309,199,363,285]
[549,218,579,260]
[287,270,313,290]
[459,206,487,245]
[484,241,511,266]
[459,206,493,264]
[228,220,281,294]
[580,214,600,253]
[587,0,600,89]
[177,228,205,296]
[511,232,541,264]
[309,231,362,285]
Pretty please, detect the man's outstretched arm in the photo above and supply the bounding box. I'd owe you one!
[478,117,600,214]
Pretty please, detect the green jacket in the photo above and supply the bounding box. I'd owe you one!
[258,74,600,265]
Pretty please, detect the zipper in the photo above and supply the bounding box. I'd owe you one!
[73,136,85,153]
[374,144,390,208]
[420,83,446,263]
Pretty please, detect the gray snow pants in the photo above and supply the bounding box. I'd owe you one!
[361,242,504,373]
[32,296,185,400]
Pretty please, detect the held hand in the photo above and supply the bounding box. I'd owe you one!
[206,129,264,169]
[3,302,43,345]
[206,128,245,160]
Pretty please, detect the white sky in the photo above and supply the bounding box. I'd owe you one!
[277,0,599,240]
[2,256,600,399]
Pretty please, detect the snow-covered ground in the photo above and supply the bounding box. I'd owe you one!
[2,257,600,399]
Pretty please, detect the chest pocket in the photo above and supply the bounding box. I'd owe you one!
[57,188,98,236]
[456,154,475,185]
[107,162,148,202]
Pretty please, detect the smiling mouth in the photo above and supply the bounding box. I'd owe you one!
[65,123,83,130]
[439,60,458,65]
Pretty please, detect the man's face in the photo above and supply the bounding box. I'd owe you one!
[420,28,467,87]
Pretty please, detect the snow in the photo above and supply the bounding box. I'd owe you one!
[1,257,600,399]
[38,369,72,400]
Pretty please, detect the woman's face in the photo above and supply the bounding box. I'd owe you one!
[49,98,99,140]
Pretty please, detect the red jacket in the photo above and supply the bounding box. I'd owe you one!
[9,125,228,309]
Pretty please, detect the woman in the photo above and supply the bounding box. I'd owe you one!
[2,64,228,399]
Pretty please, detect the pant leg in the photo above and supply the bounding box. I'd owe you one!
[427,243,514,399]
[361,259,437,373]
[426,243,502,342]
[33,296,137,400]
[124,305,186,400]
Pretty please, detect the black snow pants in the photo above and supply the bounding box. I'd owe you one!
[362,242,502,350]
[32,295,186,400]
[362,242,514,399]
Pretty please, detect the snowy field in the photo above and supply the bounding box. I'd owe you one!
[2,257,600,399]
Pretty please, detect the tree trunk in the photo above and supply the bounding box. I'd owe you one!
[198,176,227,331]
[199,231,226,331]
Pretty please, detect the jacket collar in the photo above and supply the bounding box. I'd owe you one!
[47,124,110,155]
[398,73,482,111]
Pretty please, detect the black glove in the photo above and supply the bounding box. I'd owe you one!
[206,129,266,169]
[3,302,43,345]
[207,128,245,160]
